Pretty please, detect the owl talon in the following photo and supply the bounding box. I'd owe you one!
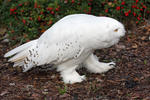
[108,62,116,67]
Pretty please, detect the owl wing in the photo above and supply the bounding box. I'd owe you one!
[35,14,92,65]
[36,33,85,66]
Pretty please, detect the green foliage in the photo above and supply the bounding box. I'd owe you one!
[0,0,150,42]
[58,85,67,95]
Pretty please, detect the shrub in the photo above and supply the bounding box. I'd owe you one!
[0,0,150,43]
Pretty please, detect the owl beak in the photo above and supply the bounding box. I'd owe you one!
[120,29,126,37]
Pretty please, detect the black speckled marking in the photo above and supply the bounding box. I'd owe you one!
[33,61,36,64]
[29,50,32,56]
[26,57,29,61]
[24,60,27,64]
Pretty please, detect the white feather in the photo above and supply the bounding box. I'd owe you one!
[13,61,24,67]
[8,49,28,62]
[4,39,37,57]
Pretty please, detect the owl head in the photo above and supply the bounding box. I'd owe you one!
[91,16,126,49]
[104,17,126,38]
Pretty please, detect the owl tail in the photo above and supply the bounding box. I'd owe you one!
[4,39,38,71]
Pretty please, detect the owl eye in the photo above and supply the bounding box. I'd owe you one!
[114,29,118,32]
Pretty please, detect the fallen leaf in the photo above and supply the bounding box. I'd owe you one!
[132,44,138,48]
[141,36,147,40]
[0,90,9,96]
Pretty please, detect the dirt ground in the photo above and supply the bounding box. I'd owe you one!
[0,24,150,100]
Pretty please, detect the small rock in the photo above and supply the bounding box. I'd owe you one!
[3,34,9,38]
[51,75,55,79]
[2,39,9,43]
[116,44,126,49]
[9,82,15,86]
[26,85,33,90]
[42,89,49,95]
[43,88,48,92]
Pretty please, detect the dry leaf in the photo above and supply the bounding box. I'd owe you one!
[0,28,6,35]
[132,44,138,48]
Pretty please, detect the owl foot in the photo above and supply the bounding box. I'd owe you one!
[96,61,115,73]
[61,71,86,84]
[84,54,116,73]
[57,64,86,84]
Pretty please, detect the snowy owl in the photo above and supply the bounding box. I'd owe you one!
[4,14,125,84]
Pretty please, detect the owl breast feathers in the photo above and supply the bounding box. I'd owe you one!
[4,14,125,84]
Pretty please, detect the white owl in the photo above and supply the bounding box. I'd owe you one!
[4,14,125,84]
